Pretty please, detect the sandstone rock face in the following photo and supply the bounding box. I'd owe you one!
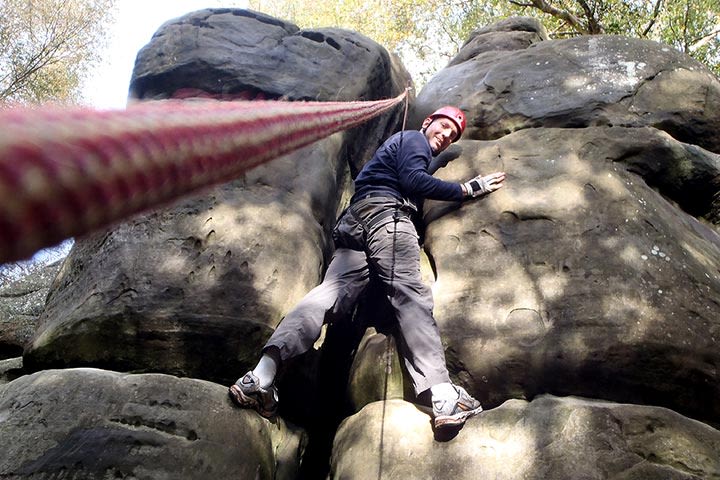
[423,126,720,427]
[25,140,344,383]
[129,8,412,174]
[131,9,396,103]
[4,10,720,480]
[347,328,405,413]
[25,8,410,385]
[448,16,549,67]
[0,369,305,479]
[0,261,60,358]
[0,358,22,385]
[330,396,720,480]
[404,20,720,434]
[415,28,720,155]
[340,18,720,476]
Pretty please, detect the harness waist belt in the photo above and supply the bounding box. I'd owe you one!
[348,203,411,232]
[351,191,402,203]
[365,208,399,230]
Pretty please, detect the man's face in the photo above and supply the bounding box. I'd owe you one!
[422,116,459,154]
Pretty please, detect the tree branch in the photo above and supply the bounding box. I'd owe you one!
[641,0,664,37]
[683,0,691,52]
[0,0,111,103]
[576,0,603,34]
[518,0,591,34]
[689,27,720,52]
[508,0,534,6]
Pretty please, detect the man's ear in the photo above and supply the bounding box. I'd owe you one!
[421,117,432,130]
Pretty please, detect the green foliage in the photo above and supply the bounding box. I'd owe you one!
[0,0,115,105]
[480,0,720,75]
[249,0,428,52]
[656,0,720,74]
[248,0,719,81]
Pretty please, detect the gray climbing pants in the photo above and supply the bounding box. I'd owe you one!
[264,195,451,395]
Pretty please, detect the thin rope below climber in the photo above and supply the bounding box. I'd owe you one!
[0,91,407,264]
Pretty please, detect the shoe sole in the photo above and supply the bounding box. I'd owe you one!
[228,384,276,418]
[434,405,483,429]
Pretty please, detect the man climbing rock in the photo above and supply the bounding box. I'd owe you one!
[229,106,506,429]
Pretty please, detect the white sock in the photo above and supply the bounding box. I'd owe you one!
[252,353,278,389]
[430,382,457,400]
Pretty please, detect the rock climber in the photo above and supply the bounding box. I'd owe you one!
[229,106,506,429]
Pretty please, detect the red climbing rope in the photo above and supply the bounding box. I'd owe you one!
[0,91,407,263]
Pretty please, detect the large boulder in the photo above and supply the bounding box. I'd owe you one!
[7,11,720,479]
[448,16,549,67]
[0,369,305,479]
[130,8,399,103]
[339,126,720,431]
[330,396,720,480]
[129,7,412,173]
[422,126,720,427]
[414,32,720,155]
[346,328,406,413]
[375,20,720,432]
[25,8,411,385]
[25,139,345,383]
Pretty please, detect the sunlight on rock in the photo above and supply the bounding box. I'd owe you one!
[617,242,645,267]
[586,39,647,88]
[191,203,239,240]
[681,239,718,274]
[535,271,568,301]
[187,200,323,315]
[499,308,548,347]
[473,430,536,476]
[593,169,629,198]
[377,403,434,451]
[434,263,541,326]
[513,179,587,214]
[603,293,656,340]
[157,253,190,276]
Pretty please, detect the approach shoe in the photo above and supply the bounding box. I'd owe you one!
[432,384,483,429]
[228,371,279,418]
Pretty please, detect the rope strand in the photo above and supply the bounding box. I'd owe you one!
[0,92,407,263]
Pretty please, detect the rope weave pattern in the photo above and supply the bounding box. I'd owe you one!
[0,92,406,263]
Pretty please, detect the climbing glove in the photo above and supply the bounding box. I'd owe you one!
[462,172,506,198]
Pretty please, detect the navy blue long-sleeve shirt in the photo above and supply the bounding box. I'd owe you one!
[353,131,463,205]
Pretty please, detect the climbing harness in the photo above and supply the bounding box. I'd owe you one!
[0,91,408,263]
